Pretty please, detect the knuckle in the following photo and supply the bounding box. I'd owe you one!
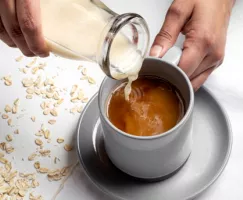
[213,50,224,62]
[9,25,23,38]
[167,4,184,19]
[202,33,215,49]
[158,29,173,42]
[21,17,38,35]
[187,30,216,51]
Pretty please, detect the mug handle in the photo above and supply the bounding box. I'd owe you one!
[161,46,182,66]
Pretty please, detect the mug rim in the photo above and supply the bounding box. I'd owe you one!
[98,57,194,140]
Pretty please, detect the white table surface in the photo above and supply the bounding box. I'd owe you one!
[0,0,243,199]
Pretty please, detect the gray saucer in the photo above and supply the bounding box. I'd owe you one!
[76,87,232,200]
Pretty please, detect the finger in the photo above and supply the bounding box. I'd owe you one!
[0,0,34,56]
[16,0,49,57]
[190,55,222,79]
[0,16,16,47]
[178,40,207,77]
[150,0,193,57]
[191,67,215,91]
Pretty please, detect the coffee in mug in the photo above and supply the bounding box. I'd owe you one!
[107,76,185,137]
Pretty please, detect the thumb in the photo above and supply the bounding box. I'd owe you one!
[150,2,193,58]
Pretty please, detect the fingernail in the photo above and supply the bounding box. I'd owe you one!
[150,45,163,57]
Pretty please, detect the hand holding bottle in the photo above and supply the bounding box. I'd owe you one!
[0,0,49,57]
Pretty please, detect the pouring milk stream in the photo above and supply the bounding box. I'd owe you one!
[40,0,150,100]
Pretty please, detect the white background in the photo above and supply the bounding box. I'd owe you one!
[0,0,243,199]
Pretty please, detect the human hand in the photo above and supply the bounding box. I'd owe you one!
[150,0,235,91]
[0,0,49,57]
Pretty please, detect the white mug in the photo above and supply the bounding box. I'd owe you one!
[98,46,194,180]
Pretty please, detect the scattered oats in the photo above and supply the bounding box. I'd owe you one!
[4,76,12,86]
[50,109,58,117]
[47,169,63,181]
[26,94,33,99]
[31,179,39,188]
[0,142,6,150]
[61,166,70,176]
[19,173,36,180]
[64,144,73,152]
[88,76,96,84]
[38,62,47,69]
[44,130,50,139]
[57,138,64,144]
[77,106,83,113]
[6,134,13,142]
[29,192,43,200]
[5,144,14,154]
[44,78,54,86]
[46,93,53,99]
[57,98,64,105]
[15,55,23,62]
[39,149,50,157]
[28,153,37,161]
[43,109,50,115]
[26,57,37,68]
[70,107,78,114]
[7,119,12,126]
[23,68,28,73]
[70,85,78,97]
[38,167,49,174]
[5,162,12,172]
[80,76,88,80]
[18,189,26,197]
[48,119,56,125]
[0,157,8,164]
[0,186,11,193]
[34,161,40,169]
[26,88,34,94]
[31,67,39,74]
[22,78,34,87]
[5,170,17,182]
[4,105,12,113]
[7,186,16,196]
[78,65,83,70]
[40,102,45,109]
[35,89,41,95]
[70,97,79,103]
[2,114,9,119]
[12,105,18,114]
[81,68,87,76]
[35,139,43,146]
[14,129,19,134]
[40,89,46,95]
[13,98,19,106]
[19,68,28,74]
[53,92,60,100]
[82,97,89,103]
[31,116,36,122]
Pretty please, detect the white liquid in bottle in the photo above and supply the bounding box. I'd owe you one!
[41,0,145,100]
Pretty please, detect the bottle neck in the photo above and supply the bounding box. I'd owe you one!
[97,13,150,79]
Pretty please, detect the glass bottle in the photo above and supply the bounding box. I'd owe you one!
[40,0,150,80]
